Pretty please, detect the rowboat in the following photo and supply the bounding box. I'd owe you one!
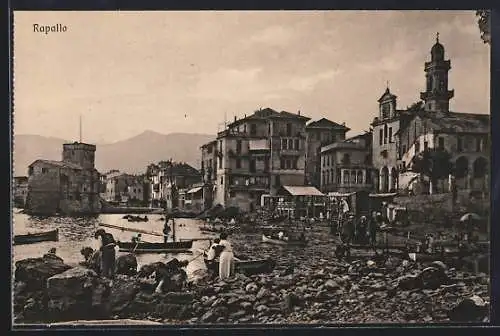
[203,252,275,275]
[261,234,307,246]
[117,240,193,253]
[14,229,59,245]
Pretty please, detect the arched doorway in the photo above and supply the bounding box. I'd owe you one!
[454,156,469,189]
[390,167,398,192]
[380,167,389,193]
[473,157,488,189]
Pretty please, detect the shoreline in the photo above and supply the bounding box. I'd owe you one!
[13,224,490,325]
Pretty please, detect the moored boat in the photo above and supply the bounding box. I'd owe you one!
[14,229,59,245]
[261,234,307,246]
[117,240,193,253]
[203,253,275,275]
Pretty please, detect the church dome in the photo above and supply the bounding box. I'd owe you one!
[431,34,444,61]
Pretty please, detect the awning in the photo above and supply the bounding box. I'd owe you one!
[368,193,398,198]
[327,192,356,197]
[249,139,270,151]
[282,185,324,196]
[187,187,203,194]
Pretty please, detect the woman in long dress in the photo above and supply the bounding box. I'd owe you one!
[218,232,234,280]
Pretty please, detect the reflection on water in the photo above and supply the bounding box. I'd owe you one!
[12,210,212,276]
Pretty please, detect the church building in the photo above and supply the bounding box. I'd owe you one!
[371,34,490,194]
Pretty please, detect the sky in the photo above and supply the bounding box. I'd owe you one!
[13,11,490,144]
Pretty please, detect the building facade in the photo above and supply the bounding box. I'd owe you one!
[13,176,29,208]
[209,108,310,212]
[305,118,350,189]
[147,161,202,208]
[372,35,490,193]
[26,142,101,215]
[104,172,148,205]
[320,132,374,193]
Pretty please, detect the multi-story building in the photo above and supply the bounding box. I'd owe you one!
[305,118,350,188]
[26,142,101,215]
[320,131,374,193]
[13,176,29,208]
[104,172,148,205]
[210,107,311,212]
[200,140,218,210]
[372,34,490,193]
[147,161,201,208]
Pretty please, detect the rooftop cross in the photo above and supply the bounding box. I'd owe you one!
[436,32,440,43]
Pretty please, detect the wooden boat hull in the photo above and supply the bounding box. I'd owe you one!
[14,229,59,245]
[262,234,307,246]
[204,256,275,275]
[117,240,193,253]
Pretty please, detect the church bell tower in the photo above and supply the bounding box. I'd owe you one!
[420,33,454,113]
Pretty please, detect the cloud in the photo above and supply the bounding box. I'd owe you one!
[249,25,295,46]
[286,70,341,92]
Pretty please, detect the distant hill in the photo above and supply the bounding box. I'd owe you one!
[13,131,215,176]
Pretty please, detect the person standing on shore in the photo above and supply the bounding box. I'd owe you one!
[218,232,235,281]
[206,238,221,275]
[94,229,117,280]
[163,217,171,244]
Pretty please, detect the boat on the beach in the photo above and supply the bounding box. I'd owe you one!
[199,226,234,234]
[202,252,275,275]
[117,240,193,253]
[261,234,307,246]
[123,215,149,222]
[14,229,59,245]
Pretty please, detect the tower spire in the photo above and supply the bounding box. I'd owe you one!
[436,32,439,43]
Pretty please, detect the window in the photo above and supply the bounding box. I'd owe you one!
[381,104,390,119]
[326,155,330,166]
[357,171,363,184]
[336,169,342,184]
[42,168,48,174]
[438,137,445,149]
[366,170,372,184]
[424,141,428,151]
[219,140,222,152]
[457,136,463,152]
[294,139,299,150]
[415,141,420,153]
[236,158,241,169]
[250,159,256,173]
[342,153,350,165]
[243,124,247,133]
[220,177,223,185]
[476,137,483,152]
[379,129,383,145]
[236,140,242,154]
[388,127,393,143]
[250,124,257,136]
[384,125,388,144]
[280,158,285,169]
[286,123,292,136]
[275,175,281,187]
[343,170,349,184]
[281,139,287,150]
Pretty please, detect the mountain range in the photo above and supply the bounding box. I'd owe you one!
[13,131,215,176]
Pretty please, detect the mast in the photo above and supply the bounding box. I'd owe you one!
[79,114,83,143]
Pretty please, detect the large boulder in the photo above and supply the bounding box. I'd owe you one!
[46,266,110,321]
[108,275,141,315]
[15,256,72,291]
[448,296,490,322]
[116,253,138,276]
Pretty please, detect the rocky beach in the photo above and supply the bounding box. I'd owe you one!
[13,223,490,325]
